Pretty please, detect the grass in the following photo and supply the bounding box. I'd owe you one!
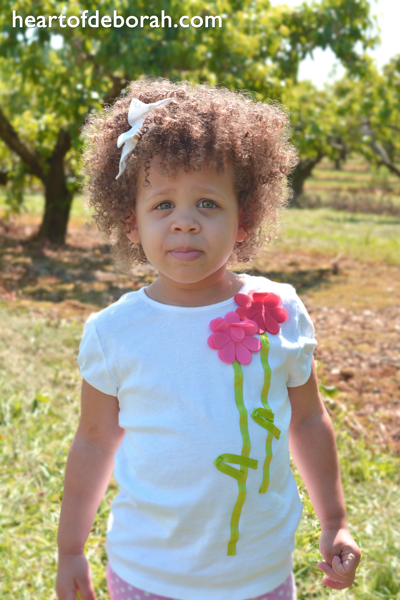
[275,209,400,266]
[293,413,400,600]
[0,306,114,600]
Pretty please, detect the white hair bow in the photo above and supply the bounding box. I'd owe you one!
[115,96,174,179]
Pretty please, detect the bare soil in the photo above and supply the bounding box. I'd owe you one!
[1,216,399,454]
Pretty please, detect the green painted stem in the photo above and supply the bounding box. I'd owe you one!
[228,360,252,555]
[260,332,272,410]
[214,360,258,556]
[251,332,281,494]
[260,432,273,494]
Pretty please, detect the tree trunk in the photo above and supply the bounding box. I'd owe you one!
[37,129,72,244]
[290,153,324,207]
[0,86,123,244]
[38,174,73,244]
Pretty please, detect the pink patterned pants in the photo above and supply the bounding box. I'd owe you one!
[106,563,296,600]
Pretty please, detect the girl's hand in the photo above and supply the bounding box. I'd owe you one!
[56,552,96,600]
[317,527,361,590]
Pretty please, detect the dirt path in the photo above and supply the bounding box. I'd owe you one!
[1,218,399,454]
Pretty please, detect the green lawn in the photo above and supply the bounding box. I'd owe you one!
[276,209,400,266]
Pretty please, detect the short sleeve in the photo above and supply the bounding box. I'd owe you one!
[286,294,317,388]
[77,315,119,397]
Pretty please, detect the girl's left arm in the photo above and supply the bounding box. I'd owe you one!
[288,358,361,590]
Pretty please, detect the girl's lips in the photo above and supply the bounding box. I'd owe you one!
[169,250,203,261]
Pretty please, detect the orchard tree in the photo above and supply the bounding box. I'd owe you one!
[332,54,400,179]
[280,80,351,203]
[283,54,400,203]
[0,0,378,243]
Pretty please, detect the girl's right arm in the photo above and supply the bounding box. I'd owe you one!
[56,379,125,600]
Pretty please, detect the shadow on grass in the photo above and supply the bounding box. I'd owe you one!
[239,266,335,295]
[0,234,151,308]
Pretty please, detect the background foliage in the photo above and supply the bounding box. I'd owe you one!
[0,0,381,240]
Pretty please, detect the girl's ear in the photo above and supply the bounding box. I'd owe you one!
[236,223,248,243]
[126,213,141,244]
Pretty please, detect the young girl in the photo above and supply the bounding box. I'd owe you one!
[56,78,361,600]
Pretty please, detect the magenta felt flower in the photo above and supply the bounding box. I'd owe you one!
[234,291,288,335]
[208,311,261,365]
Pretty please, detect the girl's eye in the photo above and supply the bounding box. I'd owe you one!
[199,200,217,209]
[154,200,217,210]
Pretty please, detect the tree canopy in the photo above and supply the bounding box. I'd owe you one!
[0,0,378,242]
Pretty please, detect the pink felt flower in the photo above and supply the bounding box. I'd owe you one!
[208,311,261,365]
[234,291,288,335]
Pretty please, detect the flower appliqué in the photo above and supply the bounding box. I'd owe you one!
[208,311,261,364]
[235,291,288,335]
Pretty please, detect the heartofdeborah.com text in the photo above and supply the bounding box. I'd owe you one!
[12,9,223,29]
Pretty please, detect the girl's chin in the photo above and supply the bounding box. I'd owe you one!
[156,268,230,288]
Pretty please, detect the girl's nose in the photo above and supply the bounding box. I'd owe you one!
[170,210,200,233]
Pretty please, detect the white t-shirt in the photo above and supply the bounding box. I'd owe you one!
[77,273,317,600]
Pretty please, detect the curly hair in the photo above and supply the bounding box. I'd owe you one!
[80,76,298,274]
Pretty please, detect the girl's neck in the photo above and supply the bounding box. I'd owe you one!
[144,269,244,307]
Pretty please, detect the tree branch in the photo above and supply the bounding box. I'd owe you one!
[102,75,129,106]
[373,144,400,177]
[0,171,8,185]
[78,50,129,106]
[386,124,400,133]
[371,139,400,178]
[359,119,400,178]
[0,107,45,181]
[297,152,324,173]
